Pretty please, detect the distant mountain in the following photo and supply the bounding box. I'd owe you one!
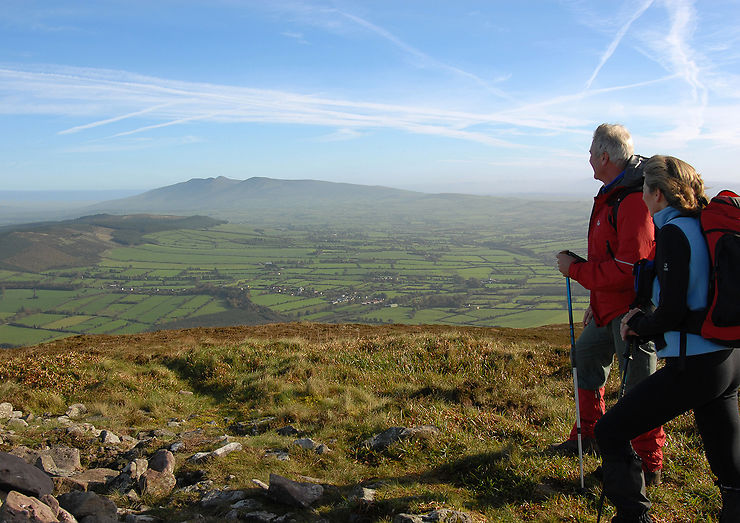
[91,176,423,214]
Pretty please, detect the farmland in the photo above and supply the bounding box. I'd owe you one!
[0,207,590,347]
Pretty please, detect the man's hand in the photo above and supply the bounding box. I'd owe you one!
[556,251,577,277]
[620,308,641,340]
[583,305,593,327]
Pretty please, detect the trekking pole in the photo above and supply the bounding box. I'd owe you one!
[596,336,636,522]
[566,276,585,491]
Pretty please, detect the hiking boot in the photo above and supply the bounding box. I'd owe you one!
[644,468,662,487]
[548,437,599,456]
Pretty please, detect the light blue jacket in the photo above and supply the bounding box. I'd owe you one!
[652,206,724,358]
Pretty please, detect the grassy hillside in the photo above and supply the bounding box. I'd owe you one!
[0,323,721,522]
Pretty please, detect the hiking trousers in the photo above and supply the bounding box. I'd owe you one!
[595,348,740,516]
[570,314,665,470]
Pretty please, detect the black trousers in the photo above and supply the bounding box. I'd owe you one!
[596,349,740,492]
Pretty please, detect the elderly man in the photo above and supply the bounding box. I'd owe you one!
[553,123,665,486]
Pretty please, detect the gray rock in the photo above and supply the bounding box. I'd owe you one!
[349,486,376,504]
[138,469,176,497]
[293,438,317,450]
[0,402,13,419]
[68,468,119,492]
[252,479,269,490]
[266,474,323,508]
[362,426,441,451]
[148,449,175,475]
[200,489,247,508]
[35,446,82,477]
[99,430,120,445]
[393,510,473,523]
[168,442,184,453]
[125,515,160,523]
[210,442,242,459]
[66,404,87,419]
[360,427,406,451]
[0,451,54,498]
[263,449,290,461]
[0,490,59,522]
[315,444,331,455]
[6,418,28,429]
[58,491,117,523]
[186,452,210,464]
[229,417,275,436]
[237,511,277,522]
[275,425,299,437]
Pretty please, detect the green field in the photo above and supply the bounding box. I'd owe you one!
[0,208,591,347]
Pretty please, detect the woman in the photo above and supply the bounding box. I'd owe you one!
[594,155,740,522]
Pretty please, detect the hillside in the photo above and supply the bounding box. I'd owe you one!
[0,323,720,522]
[0,214,225,272]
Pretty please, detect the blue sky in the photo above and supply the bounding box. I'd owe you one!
[1,0,739,196]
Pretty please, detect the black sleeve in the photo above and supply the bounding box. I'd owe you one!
[627,224,691,337]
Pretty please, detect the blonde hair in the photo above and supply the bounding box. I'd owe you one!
[592,124,634,167]
[643,155,709,215]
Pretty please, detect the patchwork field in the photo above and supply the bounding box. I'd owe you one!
[0,207,591,347]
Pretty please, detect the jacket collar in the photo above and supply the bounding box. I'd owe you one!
[653,205,682,229]
[599,171,625,195]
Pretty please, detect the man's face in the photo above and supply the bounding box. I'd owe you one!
[589,142,607,183]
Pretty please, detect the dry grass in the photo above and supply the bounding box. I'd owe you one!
[0,322,723,522]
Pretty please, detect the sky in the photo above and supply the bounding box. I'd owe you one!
[1,0,739,197]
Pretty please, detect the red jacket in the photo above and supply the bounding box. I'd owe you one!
[569,185,655,327]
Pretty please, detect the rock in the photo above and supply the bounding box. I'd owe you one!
[228,417,275,436]
[252,479,269,490]
[200,489,247,508]
[10,411,23,419]
[58,491,117,523]
[57,507,79,523]
[263,449,290,461]
[99,431,120,445]
[210,442,242,459]
[0,451,54,498]
[35,447,82,477]
[293,438,316,450]
[266,474,323,508]
[124,515,159,523]
[234,511,277,522]
[52,476,88,495]
[139,469,176,497]
[178,390,193,395]
[276,425,299,437]
[108,458,148,492]
[68,469,119,492]
[168,442,184,453]
[349,486,375,504]
[231,499,262,510]
[40,493,61,516]
[0,402,13,419]
[65,404,87,419]
[0,490,59,522]
[6,418,28,430]
[393,509,473,523]
[148,450,175,475]
[361,426,441,451]
[361,427,406,451]
[186,452,210,464]
[315,444,331,455]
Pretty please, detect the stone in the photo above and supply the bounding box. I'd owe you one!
[186,452,210,464]
[210,442,242,459]
[251,479,269,490]
[58,491,117,523]
[6,418,28,430]
[228,417,275,436]
[0,490,59,522]
[65,404,87,419]
[263,449,289,461]
[99,431,120,445]
[57,507,79,523]
[402,425,441,440]
[139,469,176,497]
[360,427,406,451]
[349,486,375,504]
[68,469,119,492]
[52,476,88,495]
[315,444,331,455]
[237,511,277,522]
[0,402,13,419]
[0,451,54,498]
[293,438,316,450]
[393,510,473,523]
[199,489,247,508]
[275,425,299,437]
[266,474,323,508]
[148,449,175,475]
[40,493,60,516]
[168,442,184,453]
[35,447,82,477]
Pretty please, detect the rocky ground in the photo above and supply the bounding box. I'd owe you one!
[0,400,472,522]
